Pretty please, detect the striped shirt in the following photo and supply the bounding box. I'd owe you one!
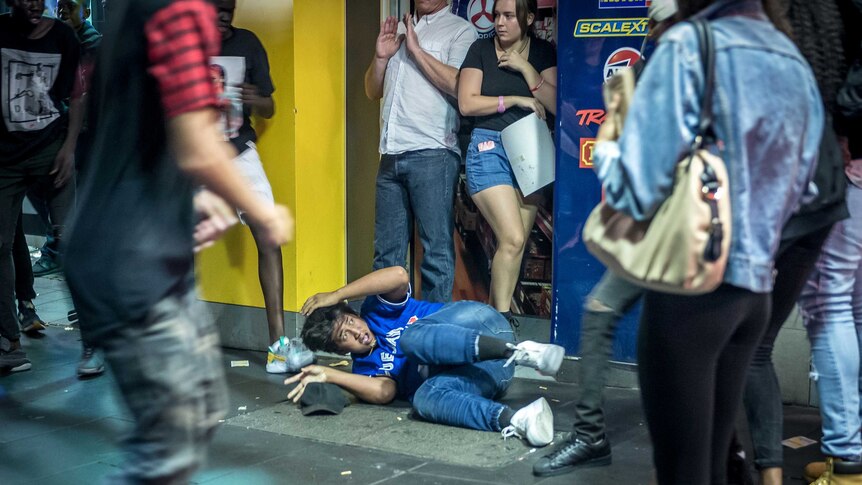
[144,0,220,118]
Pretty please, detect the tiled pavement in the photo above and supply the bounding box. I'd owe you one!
[0,275,827,484]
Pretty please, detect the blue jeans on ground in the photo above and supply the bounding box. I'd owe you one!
[91,290,228,484]
[800,183,862,461]
[373,149,460,303]
[401,301,515,432]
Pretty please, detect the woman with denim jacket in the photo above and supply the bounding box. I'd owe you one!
[591,0,823,482]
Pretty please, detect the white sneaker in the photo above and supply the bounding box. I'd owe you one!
[265,337,288,374]
[501,397,554,447]
[504,340,565,376]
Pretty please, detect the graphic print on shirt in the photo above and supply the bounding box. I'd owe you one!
[209,56,245,140]
[2,48,62,132]
[377,315,419,374]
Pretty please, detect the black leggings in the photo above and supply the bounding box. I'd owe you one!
[638,284,770,485]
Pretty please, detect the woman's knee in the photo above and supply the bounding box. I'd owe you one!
[496,230,525,256]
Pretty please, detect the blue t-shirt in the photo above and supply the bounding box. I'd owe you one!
[352,289,443,400]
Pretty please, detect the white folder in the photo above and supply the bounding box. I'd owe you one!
[500,113,555,196]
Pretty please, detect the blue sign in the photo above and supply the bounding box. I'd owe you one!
[551,1,648,362]
[599,0,652,8]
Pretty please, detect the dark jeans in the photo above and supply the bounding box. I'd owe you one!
[401,301,516,431]
[572,271,644,443]
[26,171,76,258]
[13,215,36,302]
[91,290,228,484]
[0,140,59,342]
[742,224,832,470]
[373,149,460,303]
[639,285,770,485]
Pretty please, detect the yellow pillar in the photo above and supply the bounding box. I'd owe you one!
[197,0,346,315]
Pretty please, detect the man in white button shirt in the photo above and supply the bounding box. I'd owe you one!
[364,0,476,303]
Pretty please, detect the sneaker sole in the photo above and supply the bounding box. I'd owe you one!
[21,321,47,333]
[78,366,105,376]
[539,345,565,376]
[6,362,32,373]
[533,454,612,477]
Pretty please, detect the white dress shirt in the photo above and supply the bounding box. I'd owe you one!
[379,8,476,155]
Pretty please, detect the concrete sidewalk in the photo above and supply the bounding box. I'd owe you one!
[0,276,825,484]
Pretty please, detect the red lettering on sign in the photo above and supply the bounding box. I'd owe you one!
[576,109,606,126]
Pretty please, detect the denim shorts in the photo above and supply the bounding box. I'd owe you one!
[465,128,519,196]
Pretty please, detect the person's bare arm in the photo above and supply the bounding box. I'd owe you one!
[52,95,85,188]
[365,16,403,100]
[496,49,557,116]
[402,14,459,97]
[167,108,292,247]
[241,83,275,119]
[285,365,397,404]
[301,266,410,315]
[458,67,546,119]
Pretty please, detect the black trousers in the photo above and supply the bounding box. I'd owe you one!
[0,139,58,342]
[638,284,770,485]
[742,225,833,469]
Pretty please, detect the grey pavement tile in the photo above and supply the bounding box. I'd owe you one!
[375,471,500,485]
[196,433,426,485]
[409,455,547,485]
[0,378,128,444]
[226,402,553,469]
[33,291,73,307]
[18,462,122,485]
[0,417,129,484]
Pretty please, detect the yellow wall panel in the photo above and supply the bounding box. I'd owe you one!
[293,0,347,303]
[197,0,346,312]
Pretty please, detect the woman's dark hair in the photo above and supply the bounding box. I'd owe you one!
[493,0,537,38]
[786,0,848,112]
[675,0,792,37]
[300,302,358,354]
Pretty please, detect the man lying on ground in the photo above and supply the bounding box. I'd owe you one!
[285,266,565,446]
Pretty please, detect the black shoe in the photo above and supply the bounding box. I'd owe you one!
[501,311,521,338]
[532,435,611,477]
[0,348,32,373]
[18,300,46,333]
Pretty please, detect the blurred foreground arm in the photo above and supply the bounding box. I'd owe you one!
[168,109,293,248]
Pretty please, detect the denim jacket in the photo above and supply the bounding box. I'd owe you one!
[592,1,823,293]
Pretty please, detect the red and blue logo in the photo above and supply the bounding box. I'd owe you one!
[467,0,496,37]
[603,47,641,83]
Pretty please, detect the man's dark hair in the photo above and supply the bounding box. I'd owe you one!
[676,0,792,37]
[300,302,359,353]
[786,0,848,112]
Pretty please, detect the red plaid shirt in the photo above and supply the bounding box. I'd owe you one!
[144,0,220,119]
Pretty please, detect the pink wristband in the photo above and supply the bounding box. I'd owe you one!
[497,96,506,114]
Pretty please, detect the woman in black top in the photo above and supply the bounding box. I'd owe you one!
[458,0,556,316]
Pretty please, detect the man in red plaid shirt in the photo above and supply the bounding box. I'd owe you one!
[64,0,293,482]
